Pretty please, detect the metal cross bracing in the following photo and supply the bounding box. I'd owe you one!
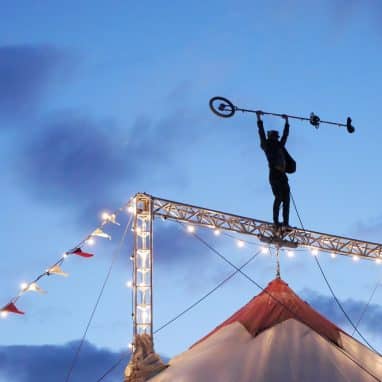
[151,195,382,261]
[130,192,382,350]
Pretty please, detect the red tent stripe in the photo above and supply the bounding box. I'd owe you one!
[192,278,342,348]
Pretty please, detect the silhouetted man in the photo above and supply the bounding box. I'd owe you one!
[257,112,293,228]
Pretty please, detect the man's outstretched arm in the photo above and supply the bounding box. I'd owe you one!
[257,112,266,150]
[280,115,289,146]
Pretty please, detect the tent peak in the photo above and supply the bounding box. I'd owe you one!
[192,277,343,348]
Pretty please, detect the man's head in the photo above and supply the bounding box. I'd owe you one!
[267,130,279,141]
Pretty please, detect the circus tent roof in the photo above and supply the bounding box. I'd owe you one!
[148,278,382,382]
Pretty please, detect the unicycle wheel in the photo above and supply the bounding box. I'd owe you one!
[209,96,236,118]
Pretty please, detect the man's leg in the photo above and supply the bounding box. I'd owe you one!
[273,196,282,226]
[270,179,282,226]
[281,179,290,226]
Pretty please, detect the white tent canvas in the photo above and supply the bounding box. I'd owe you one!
[149,278,382,382]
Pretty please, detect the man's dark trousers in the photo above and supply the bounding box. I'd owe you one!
[269,171,290,226]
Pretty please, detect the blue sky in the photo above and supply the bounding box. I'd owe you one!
[1,1,382,380]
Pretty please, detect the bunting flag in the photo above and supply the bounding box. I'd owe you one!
[1,206,128,318]
[102,212,120,225]
[69,248,94,258]
[22,282,47,294]
[1,302,25,315]
[47,265,69,277]
[91,228,111,240]
[108,213,120,226]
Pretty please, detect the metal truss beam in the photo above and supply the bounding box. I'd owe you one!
[132,193,153,340]
[150,194,382,261]
[130,192,382,356]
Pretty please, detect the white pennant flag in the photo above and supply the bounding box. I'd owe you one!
[47,265,69,277]
[108,213,120,226]
[24,282,47,294]
[91,228,111,240]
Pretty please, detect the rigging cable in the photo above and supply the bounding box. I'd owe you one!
[94,248,261,381]
[95,220,380,381]
[352,281,380,337]
[95,354,128,382]
[181,222,381,381]
[290,190,380,355]
[65,214,133,382]
[153,249,261,334]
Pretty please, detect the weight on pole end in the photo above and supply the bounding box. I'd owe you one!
[209,96,236,118]
[346,117,355,133]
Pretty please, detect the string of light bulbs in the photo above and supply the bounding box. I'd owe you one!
[3,196,380,319]
[0,198,136,318]
[183,223,382,265]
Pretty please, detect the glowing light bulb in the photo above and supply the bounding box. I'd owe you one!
[102,212,110,221]
[287,250,294,258]
[128,343,134,350]
[311,248,319,256]
[86,237,95,246]
[237,240,245,248]
[62,252,68,259]
[20,282,28,291]
[376,258,381,265]
[1,311,8,319]
[330,253,336,259]
[213,229,221,236]
[353,255,359,262]
[187,225,195,233]
[126,281,133,288]
[261,247,268,254]
[127,205,134,213]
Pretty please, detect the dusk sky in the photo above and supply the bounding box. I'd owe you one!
[1,1,382,381]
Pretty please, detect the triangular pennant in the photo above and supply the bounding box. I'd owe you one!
[1,302,24,315]
[47,265,69,277]
[102,212,120,225]
[91,228,111,240]
[108,213,120,226]
[27,282,47,294]
[69,248,94,258]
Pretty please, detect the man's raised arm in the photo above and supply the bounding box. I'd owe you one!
[256,112,266,150]
[280,115,289,146]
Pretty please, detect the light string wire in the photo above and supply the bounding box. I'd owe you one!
[65,214,133,382]
[1,198,134,315]
[289,190,380,355]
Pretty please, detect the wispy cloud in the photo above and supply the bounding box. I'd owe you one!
[0,341,126,382]
[0,45,69,121]
[13,105,202,221]
[0,340,170,382]
[350,216,382,242]
[302,288,382,337]
[16,113,126,205]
